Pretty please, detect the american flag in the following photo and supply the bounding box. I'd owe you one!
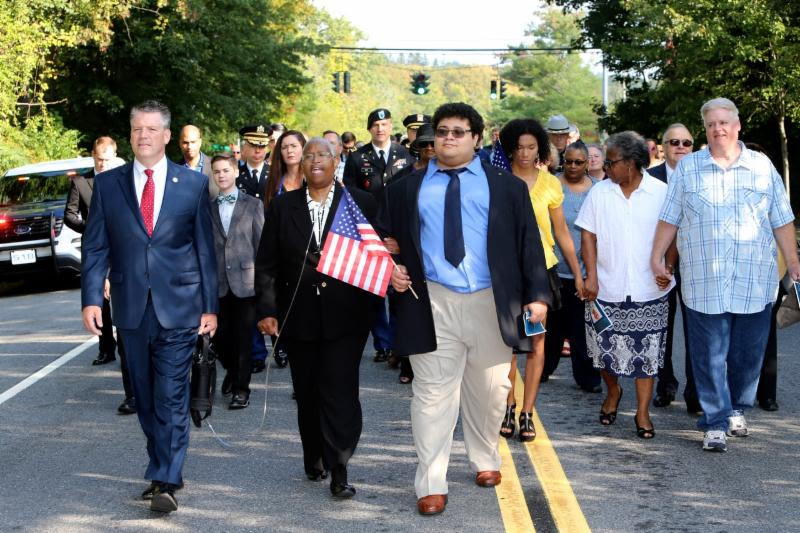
[490,140,511,171]
[316,189,393,297]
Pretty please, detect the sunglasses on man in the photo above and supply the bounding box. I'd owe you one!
[667,139,693,148]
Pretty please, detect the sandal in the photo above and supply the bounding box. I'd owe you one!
[599,386,623,426]
[519,411,536,442]
[500,404,516,439]
[634,413,655,439]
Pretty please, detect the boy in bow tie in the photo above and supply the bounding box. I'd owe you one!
[209,153,265,409]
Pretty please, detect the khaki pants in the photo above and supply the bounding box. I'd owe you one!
[410,282,512,498]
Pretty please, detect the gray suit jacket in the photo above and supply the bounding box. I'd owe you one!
[210,192,264,298]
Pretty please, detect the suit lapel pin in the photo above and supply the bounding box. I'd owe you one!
[172,176,179,183]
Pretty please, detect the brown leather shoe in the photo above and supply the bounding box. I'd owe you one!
[475,470,502,487]
[417,494,447,515]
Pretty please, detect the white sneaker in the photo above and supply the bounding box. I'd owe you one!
[727,410,748,437]
[703,430,728,452]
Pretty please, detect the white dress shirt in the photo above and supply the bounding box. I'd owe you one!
[665,162,676,182]
[576,171,675,302]
[246,163,265,179]
[218,188,238,235]
[307,186,334,248]
[133,156,168,227]
[372,143,390,164]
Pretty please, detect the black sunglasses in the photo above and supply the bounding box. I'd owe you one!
[416,141,434,148]
[564,159,587,166]
[667,139,693,147]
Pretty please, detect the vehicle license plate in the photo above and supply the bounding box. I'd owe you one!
[10,249,36,265]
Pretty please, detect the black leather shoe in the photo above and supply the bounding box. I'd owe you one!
[273,349,288,368]
[142,481,184,500]
[373,349,388,363]
[92,352,115,366]
[759,398,779,411]
[252,360,266,374]
[330,481,356,498]
[229,393,250,410]
[221,374,233,395]
[686,398,703,415]
[306,468,329,481]
[117,397,136,415]
[653,392,675,408]
[150,483,178,513]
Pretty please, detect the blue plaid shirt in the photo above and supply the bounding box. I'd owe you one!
[659,142,794,314]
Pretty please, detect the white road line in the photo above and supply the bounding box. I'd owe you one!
[0,337,97,406]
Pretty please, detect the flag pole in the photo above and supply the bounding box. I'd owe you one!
[390,258,419,300]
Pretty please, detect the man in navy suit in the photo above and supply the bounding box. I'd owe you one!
[647,123,701,414]
[81,100,218,513]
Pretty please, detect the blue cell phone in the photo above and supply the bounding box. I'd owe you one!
[523,310,546,336]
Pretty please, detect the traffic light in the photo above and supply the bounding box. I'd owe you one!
[343,71,351,94]
[410,72,430,95]
[490,80,497,100]
[500,80,508,99]
[332,72,340,93]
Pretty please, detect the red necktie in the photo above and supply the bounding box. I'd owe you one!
[141,169,155,236]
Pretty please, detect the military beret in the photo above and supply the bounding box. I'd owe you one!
[403,114,432,130]
[367,108,392,129]
[239,124,272,146]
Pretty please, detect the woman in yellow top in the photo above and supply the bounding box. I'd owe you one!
[498,118,585,442]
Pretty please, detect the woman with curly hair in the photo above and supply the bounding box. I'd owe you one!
[497,118,585,442]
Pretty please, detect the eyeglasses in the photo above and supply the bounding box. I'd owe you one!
[435,127,472,139]
[603,158,625,168]
[416,141,434,148]
[667,139,693,148]
[301,152,334,162]
[564,159,587,166]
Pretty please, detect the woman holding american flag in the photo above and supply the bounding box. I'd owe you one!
[254,137,383,500]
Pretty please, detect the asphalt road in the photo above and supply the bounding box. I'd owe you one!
[0,278,798,532]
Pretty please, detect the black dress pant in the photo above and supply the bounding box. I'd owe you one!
[117,333,134,400]
[213,293,255,395]
[284,329,369,484]
[543,277,600,390]
[99,298,117,355]
[657,278,698,402]
[757,284,785,403]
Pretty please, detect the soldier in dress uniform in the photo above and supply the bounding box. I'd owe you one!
[343,108,412,202]
[402,113,432,146]
[343,108,412,363]
[237,123,272,372]
[237,124,272,200]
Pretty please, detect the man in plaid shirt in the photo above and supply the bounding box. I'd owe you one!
[650,98,800,452]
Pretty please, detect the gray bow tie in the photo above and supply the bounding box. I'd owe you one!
[216,194,236,204]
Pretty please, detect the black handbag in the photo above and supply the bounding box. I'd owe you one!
[190,334,217,428]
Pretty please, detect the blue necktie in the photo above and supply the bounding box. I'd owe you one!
[216,194,236,204]
[443,168,467,268]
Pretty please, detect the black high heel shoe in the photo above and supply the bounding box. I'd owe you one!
[500,404,516,439]
[634,412,655,439]
[599,386,623,426]
[519,411,536,442]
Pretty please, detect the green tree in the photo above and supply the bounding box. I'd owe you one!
[554,0,800,197]
[47,0,321,159]
[489,8,603,138]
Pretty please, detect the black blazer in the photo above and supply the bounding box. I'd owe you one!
[255,183,379,341]
[342,141,412,199]
[376,161,552,356]
[649,162,667,183]
[237,163,269,199]
[63,170,95,234]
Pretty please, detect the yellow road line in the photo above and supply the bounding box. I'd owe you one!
[496,436,537,532]
[514,373,591,533]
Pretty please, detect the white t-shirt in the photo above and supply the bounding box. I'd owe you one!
[575,171,675,302]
